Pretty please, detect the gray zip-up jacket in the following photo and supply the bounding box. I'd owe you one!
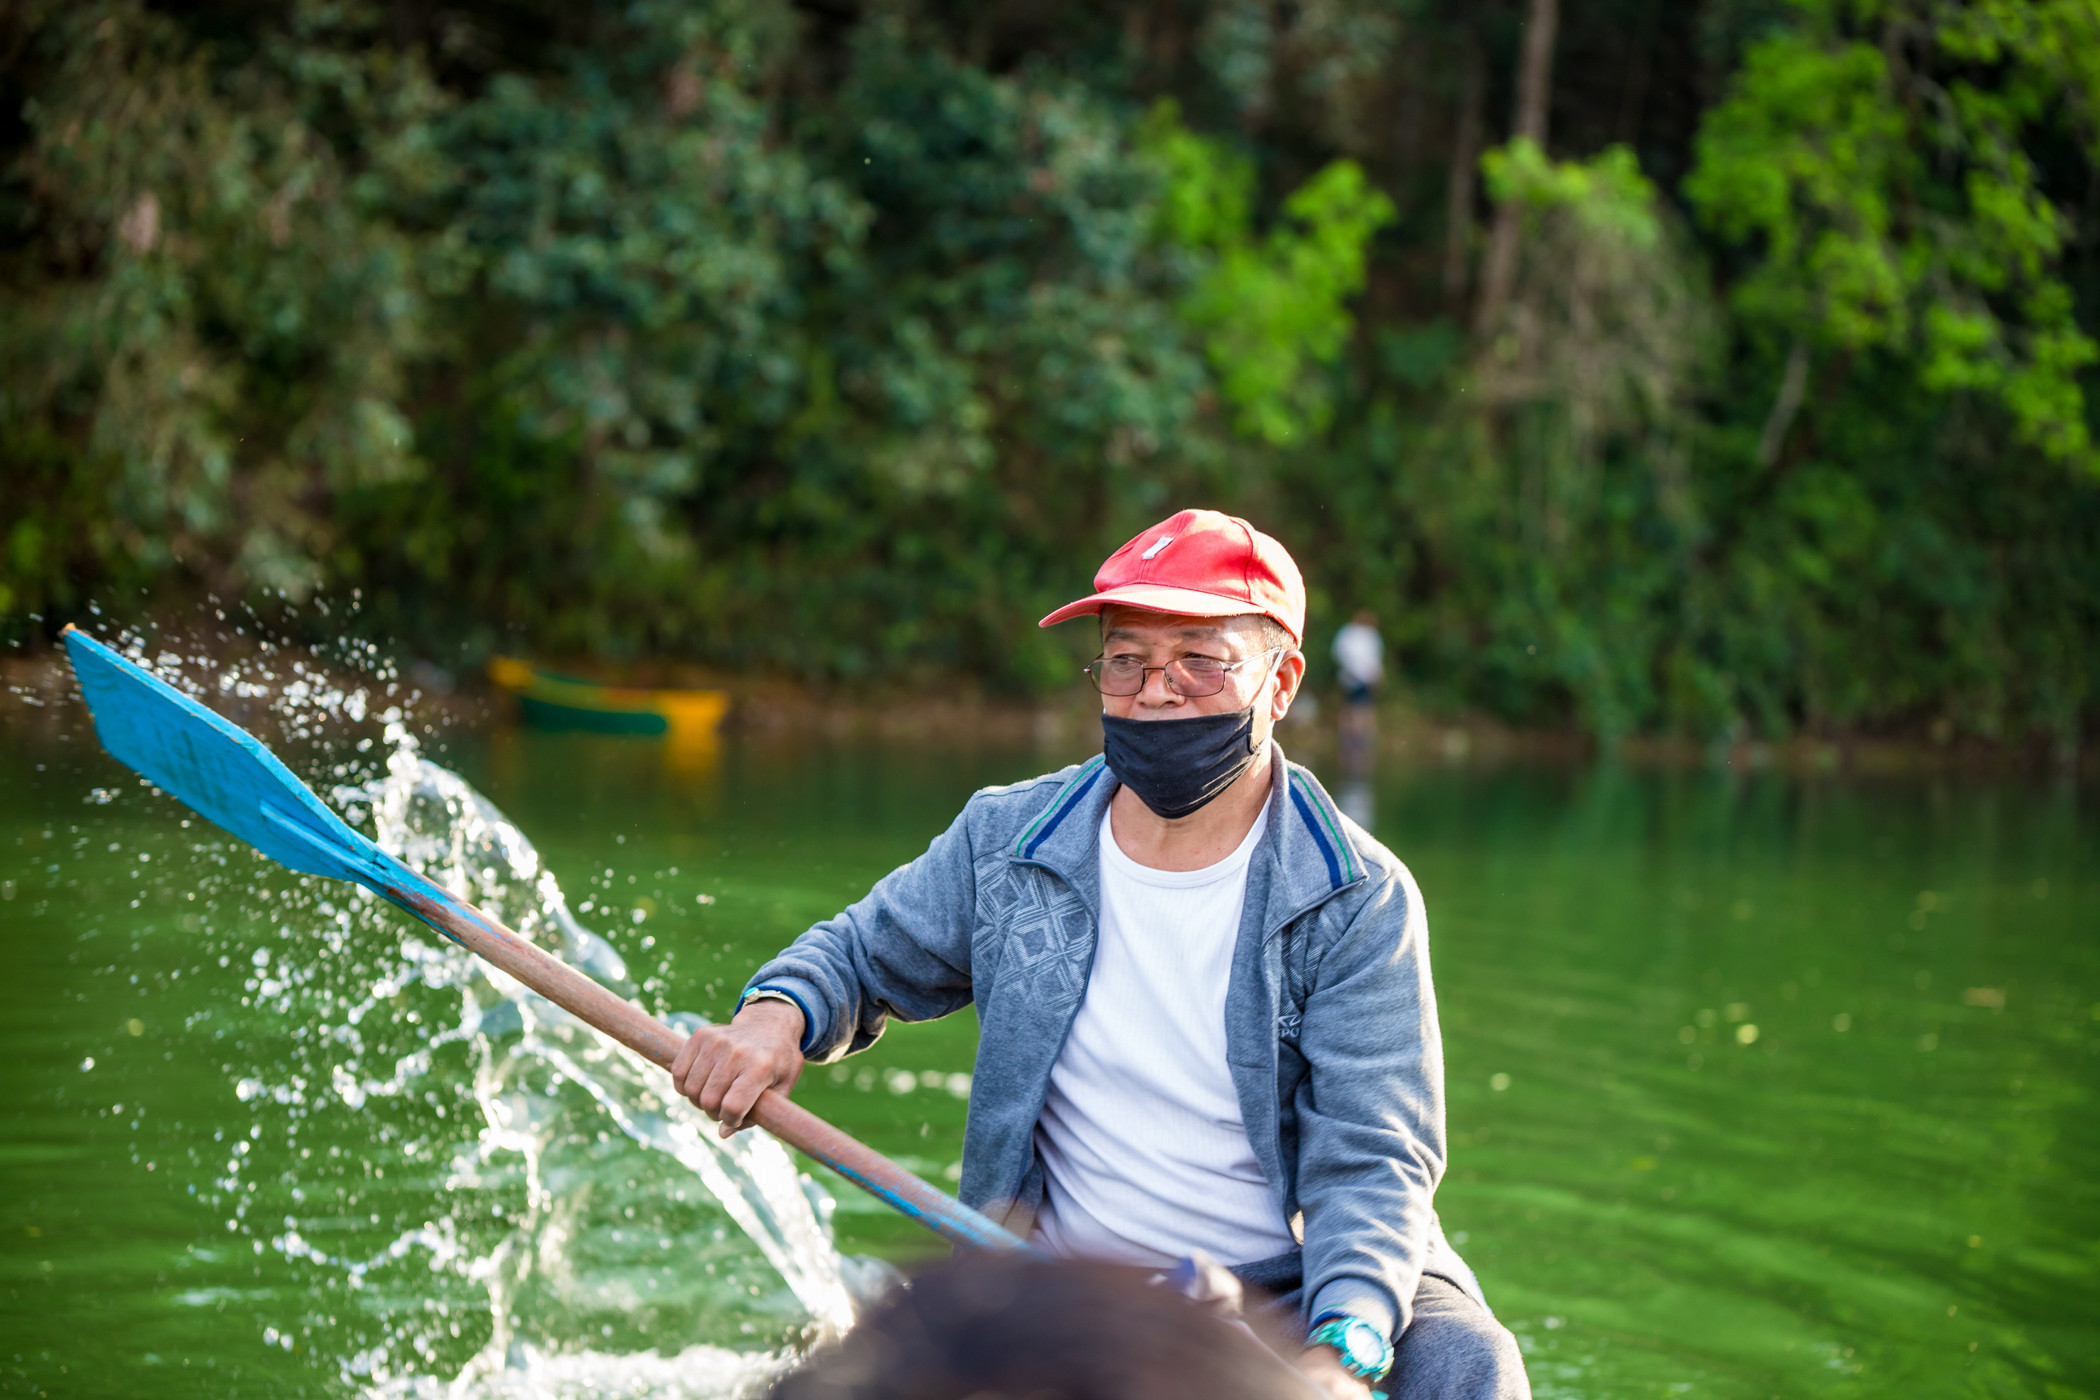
[747,747,1481,1339]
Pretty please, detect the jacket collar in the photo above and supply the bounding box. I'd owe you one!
[1011,743,1366,922]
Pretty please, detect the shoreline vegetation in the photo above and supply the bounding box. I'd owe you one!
[4,1,2096,758]
[5,649,2088,781]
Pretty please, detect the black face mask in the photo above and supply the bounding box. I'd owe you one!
[1101,706,1261,820]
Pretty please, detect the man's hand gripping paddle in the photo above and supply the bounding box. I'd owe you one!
[59,625,1029,1255]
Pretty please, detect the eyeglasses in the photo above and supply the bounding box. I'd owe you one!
[1082,648,1285,698]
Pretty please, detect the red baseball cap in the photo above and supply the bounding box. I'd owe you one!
[1038,509,1306,643]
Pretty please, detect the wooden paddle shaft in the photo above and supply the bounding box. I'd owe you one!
[392,886,1029,1253]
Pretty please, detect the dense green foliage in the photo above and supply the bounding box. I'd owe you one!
[3,0,2096,744]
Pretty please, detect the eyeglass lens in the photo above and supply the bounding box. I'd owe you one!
[1087,657,1232,697]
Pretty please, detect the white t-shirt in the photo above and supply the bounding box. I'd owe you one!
[1333,621,1384,688]
[1031,804,1297,1267]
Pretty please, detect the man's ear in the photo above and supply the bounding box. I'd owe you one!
[1270,652,1305,722]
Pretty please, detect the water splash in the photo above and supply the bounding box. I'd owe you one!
[361,740,858,1326]
[37,624,891,1393]
[211,722,866,1396]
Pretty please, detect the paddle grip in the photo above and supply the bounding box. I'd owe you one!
[392,887,1032,1256]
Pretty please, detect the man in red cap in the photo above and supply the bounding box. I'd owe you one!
[673,510,1528,1400]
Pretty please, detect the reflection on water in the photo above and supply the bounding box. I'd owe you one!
[1337,779,1375,831]
[1,665,2096,1399]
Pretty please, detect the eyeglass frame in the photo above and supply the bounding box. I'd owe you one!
[1081,646,1291,699]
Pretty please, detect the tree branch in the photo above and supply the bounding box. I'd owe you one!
[1473,0,1559,338]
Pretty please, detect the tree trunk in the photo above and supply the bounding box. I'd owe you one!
[1756,339,1812,469]
[1507,0,1558,147]
[1472,0,1560,338]
[1443,34,1487,308]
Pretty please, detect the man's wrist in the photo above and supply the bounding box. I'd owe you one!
[735,985,812,1051]
[1306,1281,1397,1347]
[1306,1314,1394,1387]
[1298,1344,1380,1400]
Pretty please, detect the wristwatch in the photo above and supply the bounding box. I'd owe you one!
[736,984,813,1052]
[1307,1313,1394,1388]
[737,986,802,1018]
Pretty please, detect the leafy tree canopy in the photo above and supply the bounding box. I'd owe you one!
[2,0,2095,748]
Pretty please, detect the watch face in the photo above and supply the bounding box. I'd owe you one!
[1341,1323,1383,1369]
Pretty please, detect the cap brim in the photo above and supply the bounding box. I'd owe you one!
[1038,584,1271,630]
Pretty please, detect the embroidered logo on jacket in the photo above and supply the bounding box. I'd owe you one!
[974,860,1093,1019]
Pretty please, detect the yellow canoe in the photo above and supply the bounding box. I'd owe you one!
[487,657,728,739]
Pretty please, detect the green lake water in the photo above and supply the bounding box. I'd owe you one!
[2,694,2097,1398]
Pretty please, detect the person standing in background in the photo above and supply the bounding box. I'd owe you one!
[1332,611,1384,783]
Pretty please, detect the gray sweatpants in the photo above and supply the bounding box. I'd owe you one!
[1387,1275,1530,1400]
[1250,1272,1530,1400]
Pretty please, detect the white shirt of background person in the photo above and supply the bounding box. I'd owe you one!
[1332,618,1383,690]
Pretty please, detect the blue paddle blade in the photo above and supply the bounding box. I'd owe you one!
[62,627,465,943]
